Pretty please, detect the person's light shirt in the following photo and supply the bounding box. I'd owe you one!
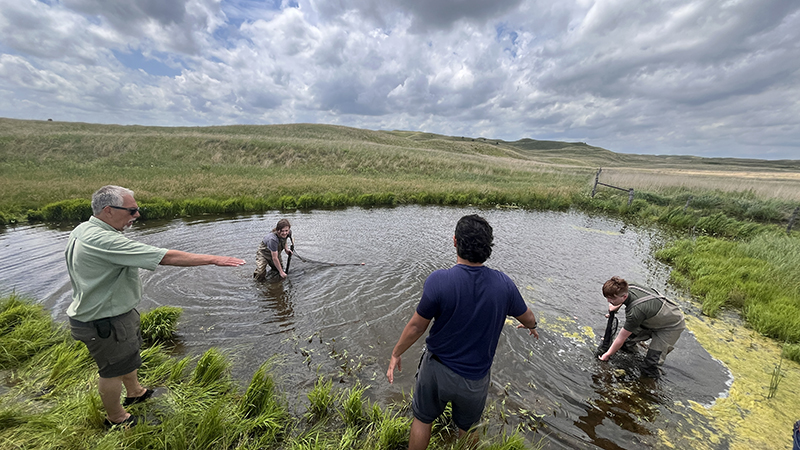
[65,216,167,322]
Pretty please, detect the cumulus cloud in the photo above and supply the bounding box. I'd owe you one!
[0,0,798,159]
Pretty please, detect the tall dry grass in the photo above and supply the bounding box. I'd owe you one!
[594,167,800,202]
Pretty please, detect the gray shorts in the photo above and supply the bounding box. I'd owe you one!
[70,309,143,378]
[412,350,490,431]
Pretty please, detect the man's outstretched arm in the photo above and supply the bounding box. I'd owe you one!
[160,250,245,267]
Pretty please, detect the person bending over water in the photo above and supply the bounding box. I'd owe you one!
[598,276,685,378]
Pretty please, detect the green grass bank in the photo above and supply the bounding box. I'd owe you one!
[0,294,539,450]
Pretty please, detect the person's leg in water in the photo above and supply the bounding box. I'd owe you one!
[641,348,662,378]
[640,327,682,378]
[409,418,433,450]
[253,243,270,281]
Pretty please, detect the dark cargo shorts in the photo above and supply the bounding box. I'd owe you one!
[412,350,490,431]
[70,309,143,378]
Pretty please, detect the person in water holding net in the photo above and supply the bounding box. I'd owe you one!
[598,276,685,378]
[254,218,293,280]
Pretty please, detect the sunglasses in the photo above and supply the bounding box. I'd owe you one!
[108,205,140,215]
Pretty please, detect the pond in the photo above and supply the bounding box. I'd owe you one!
[0,205,731,449]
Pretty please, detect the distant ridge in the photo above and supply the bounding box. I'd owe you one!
[2,117,798,171]
[508,138,593,150]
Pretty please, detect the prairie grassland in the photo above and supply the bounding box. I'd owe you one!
[0,118,592,215]
[596,167,800,202]
[2,117,799,222]
[2,119,800,447]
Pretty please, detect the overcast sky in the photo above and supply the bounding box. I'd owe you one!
[1,1,798,160]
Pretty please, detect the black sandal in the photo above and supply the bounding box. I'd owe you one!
[123,388,155,406]
[104,414,139,429]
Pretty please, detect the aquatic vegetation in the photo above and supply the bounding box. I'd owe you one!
[0,294,64,369]
[340,383,369,427]
[667,315,800,450]
[306,377,335,423]
[481,431,530,450]
[767,343,787,399]
[25,198,92,222]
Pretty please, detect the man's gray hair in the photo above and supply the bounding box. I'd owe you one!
[91,185,134,216]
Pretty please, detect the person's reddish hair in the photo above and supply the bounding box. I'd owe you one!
[602,276,628,298]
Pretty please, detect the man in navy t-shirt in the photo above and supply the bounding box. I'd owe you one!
[386,214,540,449]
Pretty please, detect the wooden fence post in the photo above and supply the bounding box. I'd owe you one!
[628,188,634,206]
[788,207,799,234]
[591,168,602,198]
[683,196,693,212]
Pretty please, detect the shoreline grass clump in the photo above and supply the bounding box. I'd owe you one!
[0,295,540,449]
[0,294,65,369]
[139,305,182,345]
[655,234,800,363]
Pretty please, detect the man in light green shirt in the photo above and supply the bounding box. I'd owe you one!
[66,185,246,428]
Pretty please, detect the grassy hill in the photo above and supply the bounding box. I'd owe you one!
[1,117,799,222]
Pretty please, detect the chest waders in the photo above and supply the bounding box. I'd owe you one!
[253,235,289,281]
[626,286,686,378]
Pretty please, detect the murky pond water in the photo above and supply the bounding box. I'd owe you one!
[0,205,731,449]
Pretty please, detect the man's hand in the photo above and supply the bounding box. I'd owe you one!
[516,323,539,339]
[214,256,246,267]
[386,312,430,384]
[386,355,402,384]
[599,352,611,361]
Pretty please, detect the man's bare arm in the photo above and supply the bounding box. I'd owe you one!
[160,249,245,267]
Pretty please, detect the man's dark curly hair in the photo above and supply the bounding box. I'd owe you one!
[455,214,493,263]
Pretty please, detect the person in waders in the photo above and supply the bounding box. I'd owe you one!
[598,276,685,378]
[253,219,293,280]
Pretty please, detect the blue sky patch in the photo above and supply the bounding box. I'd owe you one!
[113,50,182,77]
